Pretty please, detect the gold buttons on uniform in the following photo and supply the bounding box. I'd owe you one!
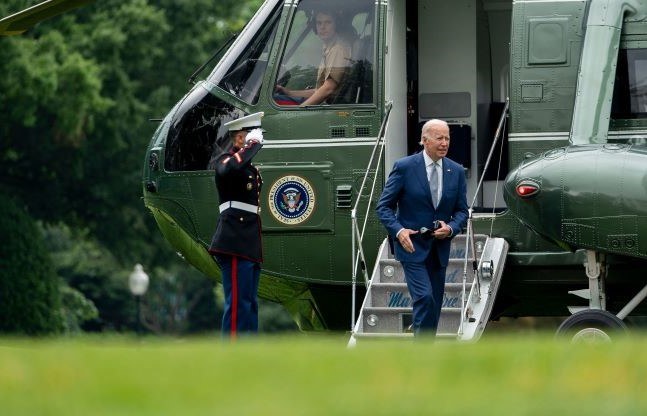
[239,217,244,222]
[246,183,252,191]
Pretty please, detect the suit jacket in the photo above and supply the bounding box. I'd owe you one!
[208,141,263,263]
[376,152,468,265]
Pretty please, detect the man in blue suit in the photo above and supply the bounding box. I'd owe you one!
[376,119,468,336]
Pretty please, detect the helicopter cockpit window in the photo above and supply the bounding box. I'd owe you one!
[611,49,647,120]
[164,85,245,172]
[273,0,375,106]
[215,5,281,104]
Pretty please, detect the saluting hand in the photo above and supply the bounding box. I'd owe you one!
[246,128,264,144]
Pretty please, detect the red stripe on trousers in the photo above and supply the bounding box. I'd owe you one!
[231,256,238,339]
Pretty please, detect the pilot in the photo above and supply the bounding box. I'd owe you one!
[208,112,265,338]
[274,8,352,106]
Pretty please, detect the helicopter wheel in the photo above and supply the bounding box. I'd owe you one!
[555,309,627,343]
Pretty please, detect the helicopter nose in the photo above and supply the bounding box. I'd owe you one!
[502,155,545,232]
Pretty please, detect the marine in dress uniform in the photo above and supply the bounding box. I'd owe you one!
[208,112,265,337]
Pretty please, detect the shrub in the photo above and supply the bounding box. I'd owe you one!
[0,195,63,334]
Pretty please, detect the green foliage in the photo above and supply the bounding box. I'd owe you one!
[1,0,258,264]
[60,285,99,333]
[43,222,224,334]
[0,0,298,335]
[0,195,63,335]
[141,265,221,334]
[259,299,299,332]
[42,223,137,332]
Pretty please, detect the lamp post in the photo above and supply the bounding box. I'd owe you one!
[129,264,149,335]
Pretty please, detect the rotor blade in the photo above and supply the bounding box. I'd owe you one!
[0,0,94,36]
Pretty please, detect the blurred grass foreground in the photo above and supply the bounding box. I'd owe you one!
[2,334,647,415]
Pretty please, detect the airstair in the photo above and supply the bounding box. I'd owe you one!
[348,234,508,343]
[348,99,510,344]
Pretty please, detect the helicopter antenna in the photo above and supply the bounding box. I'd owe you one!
[188,33,238,85]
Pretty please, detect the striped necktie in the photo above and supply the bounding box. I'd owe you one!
[429,162,439,208]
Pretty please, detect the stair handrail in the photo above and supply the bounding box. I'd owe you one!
[459,98,509,336]
[351,101,393,331]
[458,210,481,337]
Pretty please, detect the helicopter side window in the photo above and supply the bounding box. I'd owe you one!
[611,49,647,120]
[273,0,375,106]
[216,5,281,105]
[164,86,245,172]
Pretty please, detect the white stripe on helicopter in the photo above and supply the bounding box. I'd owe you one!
[508,131,647,142]
[263,137,381,148]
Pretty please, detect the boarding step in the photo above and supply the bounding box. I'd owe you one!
[378,259,475,284]
[359,306,462,335]
[351,332,457,341]
[367,282,472,308]
[349,235,509,344]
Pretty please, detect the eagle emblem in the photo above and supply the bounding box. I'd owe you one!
[280,187,303,213]
[268,175,316,225]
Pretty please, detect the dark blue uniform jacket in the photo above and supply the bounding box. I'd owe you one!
[208,140,263,262]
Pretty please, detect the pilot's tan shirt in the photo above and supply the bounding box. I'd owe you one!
[316,35,352,94]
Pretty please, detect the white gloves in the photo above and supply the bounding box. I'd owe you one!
[245,128,264,144]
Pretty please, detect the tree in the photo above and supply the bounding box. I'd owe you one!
[0,194,63,335]
[42,222,133,332]
[0,0,263,266]
[141,265,220,334]
[0,0,296,335]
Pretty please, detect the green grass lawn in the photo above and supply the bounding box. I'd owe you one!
[1,332,646,415]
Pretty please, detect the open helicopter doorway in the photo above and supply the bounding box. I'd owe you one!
[403,0,511,210]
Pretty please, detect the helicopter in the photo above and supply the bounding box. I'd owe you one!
[6,0,647,338]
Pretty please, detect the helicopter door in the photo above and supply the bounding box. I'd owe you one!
[255,0,382,242]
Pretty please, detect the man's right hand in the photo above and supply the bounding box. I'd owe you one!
[397,228,418,253]
[245,128,264,144]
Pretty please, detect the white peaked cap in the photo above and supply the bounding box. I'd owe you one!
[224,111,265,131]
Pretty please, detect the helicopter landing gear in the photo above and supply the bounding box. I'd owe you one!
[567,250,608,315]
[560,250,625,341]
[555,309,627,342]
[567,250,607,313]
